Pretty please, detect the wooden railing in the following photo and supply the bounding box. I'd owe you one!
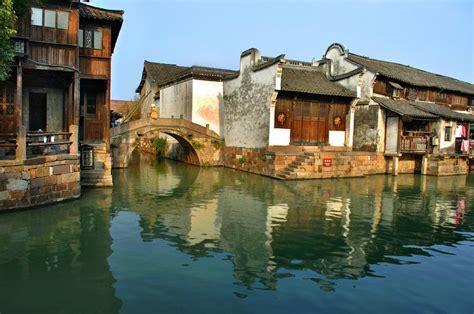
[27,131,72,157]
[0,133,18,160]
[401,132,429,154]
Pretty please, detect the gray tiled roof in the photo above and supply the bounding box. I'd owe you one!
[144,62,189,85]
[79,3,123,22]
[137,62,237,92]
[160,66,238,87]
[281,66,356,98]
[410,101,474,122]
[136,62,188,93]
[348,53,474,96]
[372,97,474,122]
[372,97,438,119]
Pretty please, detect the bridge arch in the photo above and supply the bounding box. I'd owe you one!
[111,118,223,169]
[125,129,201,167]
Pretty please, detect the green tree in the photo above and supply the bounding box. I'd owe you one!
[0,0,16,81]
[0,0,43,81]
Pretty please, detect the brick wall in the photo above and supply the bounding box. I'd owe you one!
[0,155,80,211]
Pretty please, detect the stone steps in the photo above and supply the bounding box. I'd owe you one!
[276,153,315,179]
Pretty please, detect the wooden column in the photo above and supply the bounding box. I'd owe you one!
[103,73,111,153]
[70,71,80,155]
[73,72,79,124]
[15,62,23,128]
[15,62,26,161]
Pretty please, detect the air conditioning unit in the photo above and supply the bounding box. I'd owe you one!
[431,136,439,146]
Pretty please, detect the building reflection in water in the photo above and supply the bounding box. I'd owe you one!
[117,156,472,292]
[0,188,121,313]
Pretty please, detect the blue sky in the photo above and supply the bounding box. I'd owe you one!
[91,0,473,100]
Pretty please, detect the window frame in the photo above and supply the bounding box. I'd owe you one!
[79,27,103,50]
[31,8,43,26]
[444,126,452,142]
[57,11,69,30]
[30,7,69,30]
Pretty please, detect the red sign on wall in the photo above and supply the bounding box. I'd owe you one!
[323,158,332,167]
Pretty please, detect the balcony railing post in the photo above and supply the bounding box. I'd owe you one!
[69,125,78,155]
[16,126,26,161]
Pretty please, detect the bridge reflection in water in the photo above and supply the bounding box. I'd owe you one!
[0,151,472,313]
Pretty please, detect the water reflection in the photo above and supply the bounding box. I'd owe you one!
[0,189,121,313]
[115,156,473,293]
[0,153,473,313]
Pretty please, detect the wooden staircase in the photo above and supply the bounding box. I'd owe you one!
[276,152,315,179]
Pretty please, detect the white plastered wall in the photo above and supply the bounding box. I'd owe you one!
[192,80,224,138]
[160,80,193,120]
[224,51,278,148]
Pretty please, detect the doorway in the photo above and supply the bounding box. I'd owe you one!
[29,93,47,131]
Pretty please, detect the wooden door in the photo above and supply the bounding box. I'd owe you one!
[29,93,47,131]
[80,89,103,141]
[0,83,17,134]
[290,100,328,145]
[385,116,399,154]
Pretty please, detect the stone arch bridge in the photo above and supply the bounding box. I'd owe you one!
[110,118,224,168]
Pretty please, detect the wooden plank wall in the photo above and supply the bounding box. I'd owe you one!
[79,57,110,78]
[17,8,79,45]
[373,77,471,110]
[30,45,76,66]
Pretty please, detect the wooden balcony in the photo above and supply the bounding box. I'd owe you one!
[401,132,429,154]
[0,133,18,160]
[27,131,72,158]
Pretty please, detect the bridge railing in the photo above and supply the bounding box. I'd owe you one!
[111,117,221,140]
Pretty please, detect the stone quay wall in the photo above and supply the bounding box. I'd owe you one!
[0,154,80,211]
[223,147,388,179]
[425,156,469,176]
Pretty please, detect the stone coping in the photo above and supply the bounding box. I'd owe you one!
[267,145,353,153]
[0,154,79,167]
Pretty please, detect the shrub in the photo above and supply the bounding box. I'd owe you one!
[152,137,168,159]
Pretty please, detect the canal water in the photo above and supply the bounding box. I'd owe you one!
[0,155,473,313]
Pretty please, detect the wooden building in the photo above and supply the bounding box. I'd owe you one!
[323,43,474,175]
[0,0,123,211]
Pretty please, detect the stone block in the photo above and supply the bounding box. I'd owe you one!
[54,183,68,192]
[36,167,52,178]
[62,172,80,184]
[0,191,8,201]
[44,175,57,186]
[39,186,52,194]
[53,164,70,175]
[31,177,45,189]
[7,179,29,191]
[10,191,26,199]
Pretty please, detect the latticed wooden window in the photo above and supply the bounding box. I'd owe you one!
[0,83,15,114]
[85,30,93,48]
[0,83,16,134]
[79,28,103,50]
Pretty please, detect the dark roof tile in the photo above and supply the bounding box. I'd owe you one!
[136,62,237,92]
[160,66,238,87]
[371,97,438,119]
[79,3,123,22]
[281,66,356,98]
[348,53,474,95]
[410,101,474,122]
[372,97,474,121]
[144,61,188,84]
